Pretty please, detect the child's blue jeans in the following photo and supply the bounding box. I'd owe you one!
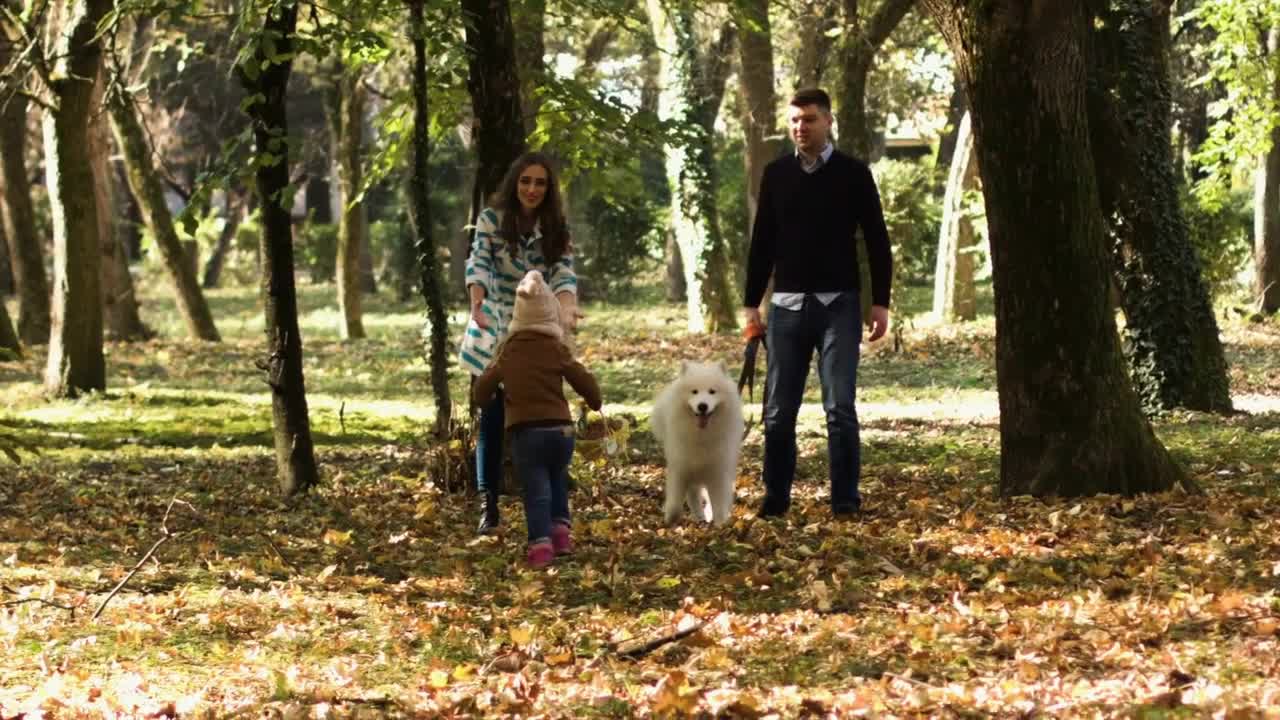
[510,425,575,544]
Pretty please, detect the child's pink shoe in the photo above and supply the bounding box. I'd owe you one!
[527,541,554,569]
[550,523,573,556]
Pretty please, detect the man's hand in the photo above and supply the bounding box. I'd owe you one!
[742,307,762,334]
[867,304,890,342]
[470,300,489,330]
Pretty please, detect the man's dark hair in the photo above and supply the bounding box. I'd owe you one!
[790,88,831,113]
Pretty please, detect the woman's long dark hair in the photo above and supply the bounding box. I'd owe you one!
[488,152,570,264]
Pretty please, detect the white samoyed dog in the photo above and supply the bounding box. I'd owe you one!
[650,361,745,526]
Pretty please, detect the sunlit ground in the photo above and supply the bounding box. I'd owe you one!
[2,276,1279,717]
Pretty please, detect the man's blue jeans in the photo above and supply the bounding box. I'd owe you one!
[511,425,574,544]
[762,292,863,513]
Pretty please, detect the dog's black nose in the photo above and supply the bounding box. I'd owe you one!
[697,402,708,414]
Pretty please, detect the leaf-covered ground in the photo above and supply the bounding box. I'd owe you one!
[2,282,1279,718]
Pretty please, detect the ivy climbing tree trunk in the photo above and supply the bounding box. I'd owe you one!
[932,110,978,322]
[647,0,737,332]
[835,0,915,161]
[325,68,367,340]
[1257,27,1280,315]
[237,1,319,496]
[461,0,525,223]
[0,17,49,346]
[108,77,221,342]
[43,0,112,398]
[1088,0,1232,413]
[409,0,452,435]
[921,0,1191,497]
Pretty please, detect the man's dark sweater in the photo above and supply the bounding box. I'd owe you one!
[743,150,893,309]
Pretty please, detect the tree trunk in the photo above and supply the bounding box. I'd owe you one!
[793,0,838,89]
[922,0,1190,497]
[0,43,50,345]
[1088,0,1232,413]
[664,230,685,302]
[1256,28,1280,315]
[409,0,453,435]
[202,193,248,289]
[0,288,18,358]
[737,0,780,233]
[0,221,11,296]
[108,83,221,342]
[90,68,149,342]
[933,77,966,190]
[43,0,112,397]
[237,2,319,496]
[462,0,526,226]
[932,110,978,322]
[513,0,546,129]
[326,70,367,340]
[835,0,915,162]
[647,0,737,332]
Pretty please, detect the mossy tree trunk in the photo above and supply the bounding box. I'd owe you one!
[1088,0,1232,414]
[921,0,1192,497]
[647,0,737,332]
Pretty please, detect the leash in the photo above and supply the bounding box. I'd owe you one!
[737,320,768,434]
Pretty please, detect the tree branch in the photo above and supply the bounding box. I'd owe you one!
[864,0,916,49]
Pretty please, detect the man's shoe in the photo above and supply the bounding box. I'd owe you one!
[832,503,862,520]
[757,499,788,519]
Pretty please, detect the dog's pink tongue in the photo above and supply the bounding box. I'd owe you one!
[697,415,709,429]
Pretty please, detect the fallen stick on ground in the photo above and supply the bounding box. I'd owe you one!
[1,597,77,615]
[93,496,192,621]
[613,620,707,659]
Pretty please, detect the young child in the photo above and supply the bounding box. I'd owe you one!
[472,270,602,569]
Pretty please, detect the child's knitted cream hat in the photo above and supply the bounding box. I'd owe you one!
[506,270,563,341]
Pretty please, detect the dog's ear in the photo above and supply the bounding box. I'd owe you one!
[680,360,690,376]
[718,360,729,376]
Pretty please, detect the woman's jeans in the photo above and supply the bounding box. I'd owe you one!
[476,389,505,496]
[761,292,863,513]
[510,425,575,544]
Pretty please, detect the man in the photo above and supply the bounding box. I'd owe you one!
[742,87,892,519]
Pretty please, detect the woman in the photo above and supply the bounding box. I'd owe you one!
[461,151,581,534]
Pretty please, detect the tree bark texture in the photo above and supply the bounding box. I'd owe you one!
[43,0,112,397]
[922,0,1190,497]
[109,85,221,341]
[0,14,49,346]
[835,0,916,162]
[409,0,453,435]
[326,69,367,340]
[461,0,526,224]
[1256,28,1280,314]
[1088,0,1232,413]
[647,0,737,332]
[932,110,978,322]
[237,1,319,495]
[737,0,781,233]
